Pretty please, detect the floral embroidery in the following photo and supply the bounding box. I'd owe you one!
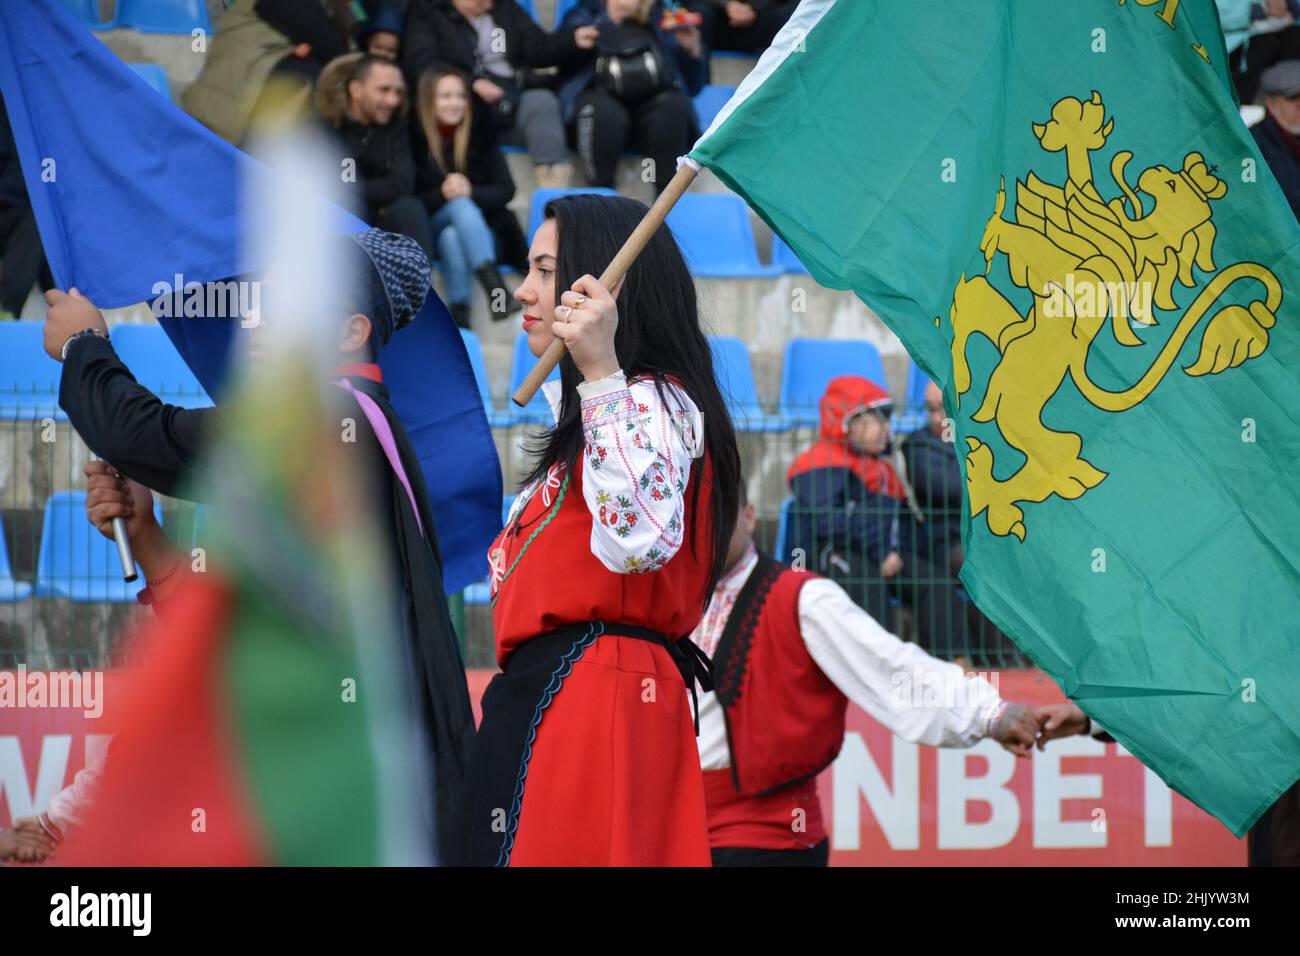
[580,377,701,574]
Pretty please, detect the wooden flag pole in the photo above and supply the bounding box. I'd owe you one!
[511,160,700,407]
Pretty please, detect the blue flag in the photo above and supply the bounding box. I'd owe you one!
[0,0,501,592]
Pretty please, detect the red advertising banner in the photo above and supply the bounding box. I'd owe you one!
[1,668,1245,864]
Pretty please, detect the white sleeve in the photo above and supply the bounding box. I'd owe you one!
[576,371,704,574]
[46,743,109,833]
[798,577,1002,748]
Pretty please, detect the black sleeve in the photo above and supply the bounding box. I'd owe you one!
[254,0,349,63]
[363,125,416,210]
[402,1,464,87]
[509,3,582,68]
[58,335,218,499]
[469,125,515,212]
[411,122,449,214]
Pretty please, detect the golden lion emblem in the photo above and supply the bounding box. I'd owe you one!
[949,91,1282,541]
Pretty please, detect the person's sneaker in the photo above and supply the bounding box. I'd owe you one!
[450,302,471,329]
[475,264,522,320]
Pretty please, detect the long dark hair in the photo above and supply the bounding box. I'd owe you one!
[521,194,741,609]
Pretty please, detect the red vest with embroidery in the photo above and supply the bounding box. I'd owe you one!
[713,553,848,796]
[487,451,715,669]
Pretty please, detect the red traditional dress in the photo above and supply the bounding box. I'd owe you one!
[457,370,715,867]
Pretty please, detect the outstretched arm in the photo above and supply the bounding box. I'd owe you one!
[799,577,1040,755]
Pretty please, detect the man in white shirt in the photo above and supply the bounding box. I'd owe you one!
[692,482,1042,866]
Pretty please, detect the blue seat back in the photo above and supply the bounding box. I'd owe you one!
[709,336,768,428]
[459,328,493,409]
[664,194,776,278]
[773,497,793,562]
[0,322,66,420]
[770,234,810,274]
[528,186,619,240]
[506,331,559,425]
[693,84,735,133]
[35,491,162,601]
[114,0,212,33]
[128,63,171,99]
[778,338,887,426]
[111,324,213,408]
[56,0,110,26]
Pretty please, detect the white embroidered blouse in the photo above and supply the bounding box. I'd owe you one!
[503,371,705,575]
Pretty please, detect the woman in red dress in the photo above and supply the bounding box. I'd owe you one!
[456,193,741,866]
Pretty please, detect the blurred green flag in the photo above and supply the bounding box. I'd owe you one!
[690,0,1300,835]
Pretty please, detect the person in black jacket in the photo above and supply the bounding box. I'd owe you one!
[41,229,476,864]
[558,0,707,195]
[0,98,53,318]
[414,69,526,326]
[1252,59,1300,221]
[688,0,796,55]
[328,54,436,257]
[403,0,600,187]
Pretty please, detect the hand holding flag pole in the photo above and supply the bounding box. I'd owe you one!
[511,161,700,407]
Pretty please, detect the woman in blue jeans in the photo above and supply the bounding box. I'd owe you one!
[416,70,525,328]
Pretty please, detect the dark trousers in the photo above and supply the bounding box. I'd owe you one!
[0,202,53,316]
[572,87,696,195]
[1249,779,1300,866]
[690,1,798,54]
[1230,26,1300,103]
[711,838,830,867]
[369,195,434,260]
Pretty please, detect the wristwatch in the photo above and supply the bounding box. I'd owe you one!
[60,328,109,361]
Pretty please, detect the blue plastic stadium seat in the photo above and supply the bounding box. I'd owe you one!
[464,495,517,604]
[553,0,580,28]
[708,336,783,432]
[664,194,780,278]
[459,328,511,427]
[56,0,114,28]
[894,360,933,435]
[114,0,212,34]
[505,331,559,426]
[0,322,67,421]
[693,84,735,133]
[528,186,619,240]
[34,491,162,602]
[777,338,888,428]
[0,514,33,602]
[770,234,810,274]
[128,63,171,99]
[110,324,213,409]
[772,497,793,563]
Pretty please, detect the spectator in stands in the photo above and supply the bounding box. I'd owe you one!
[898,380,1020,665]
[786,376,968,658]
[1219,0,1300,103]
[786,376,906,630]
[320,54,435,257]
[415,70,526,326]
[0,98,53,319]
[1252,60,1300,220]
[183,0,354,146]
[356,5,406,60]
[558,0,707,195]
[403,0,599,189]
[689,0,796,55]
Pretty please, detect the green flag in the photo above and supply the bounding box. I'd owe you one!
[689,0,1300,836]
